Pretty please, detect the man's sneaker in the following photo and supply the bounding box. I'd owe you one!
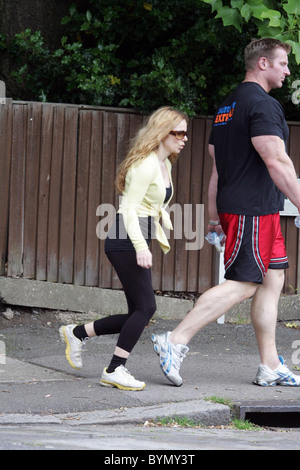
[253,356,300,387]
[152,331,171,357]
[59,324,83,369]
[151,331,189,387]
[100,365,145,391]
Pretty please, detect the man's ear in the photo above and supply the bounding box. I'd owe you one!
[257,56,268,70]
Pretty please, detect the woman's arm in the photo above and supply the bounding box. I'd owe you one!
[121,158,156,268]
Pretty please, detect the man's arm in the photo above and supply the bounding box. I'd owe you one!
[252,135,300,213]
[207,144,223,234]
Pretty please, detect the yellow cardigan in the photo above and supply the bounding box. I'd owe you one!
[118,151,173,254]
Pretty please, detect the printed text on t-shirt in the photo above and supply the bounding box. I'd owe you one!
[213,101,236,126]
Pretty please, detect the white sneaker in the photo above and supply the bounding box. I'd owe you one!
[151,331,189,387]
[100,365,145,391]
[253,356,300,386]
[59,325,83,369]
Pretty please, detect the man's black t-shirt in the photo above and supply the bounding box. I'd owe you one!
[209,82,289,215]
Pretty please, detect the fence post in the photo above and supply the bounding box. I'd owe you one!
[0,81,6,103]
[0,81,12,105]
[215,252,226,324]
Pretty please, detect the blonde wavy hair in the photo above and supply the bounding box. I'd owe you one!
[116,106,188,193]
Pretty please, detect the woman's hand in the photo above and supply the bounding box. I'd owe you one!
[136,249,153,269]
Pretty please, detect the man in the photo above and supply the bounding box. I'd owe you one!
[152,38,300,387]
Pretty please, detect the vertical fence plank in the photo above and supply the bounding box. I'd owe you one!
[98,112,118,288]
[288,125,300,175]
[73,109,92,286]
[85,110,103,287]
[282,217,298,294]
[7,104,27,277]
[0,103,12,274]
[284,124,300,293]
[110,112,131,289]
[47,106,65,282]
[23,103,42,278]
[36,104,54,281]
[173,140,192,291]
[58,106,78,284]
[186,117,207,292]
[197,118,214,293]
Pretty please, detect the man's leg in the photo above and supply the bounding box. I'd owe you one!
[250,268,284,370]
[170,279,257,345]
[152,279,257,386]
[251,269,300,386]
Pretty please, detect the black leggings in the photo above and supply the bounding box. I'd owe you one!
[93,251,157,353]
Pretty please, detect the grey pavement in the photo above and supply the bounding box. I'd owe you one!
[1,303,300,450]
[1,422,300,450]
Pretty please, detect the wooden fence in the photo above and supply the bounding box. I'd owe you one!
[0,100,299,295]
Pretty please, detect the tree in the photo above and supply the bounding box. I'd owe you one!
[2,0,299,119]
[201,0,300,118]
[4,0,250,115]
[202,0,300,63]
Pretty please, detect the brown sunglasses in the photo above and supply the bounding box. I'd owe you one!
[169,130,188,140]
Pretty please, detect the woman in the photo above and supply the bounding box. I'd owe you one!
[59,106,188,391]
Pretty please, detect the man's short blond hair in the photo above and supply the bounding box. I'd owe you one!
[244,38,291,71]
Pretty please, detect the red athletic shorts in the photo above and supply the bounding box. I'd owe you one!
[219,213,289,284]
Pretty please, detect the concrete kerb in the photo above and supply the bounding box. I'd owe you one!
[0,277,193,322]
[0,276,300,323]
[225,294,300,323]
[0,400,231,427]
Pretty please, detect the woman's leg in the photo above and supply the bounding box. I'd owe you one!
[105,251,156,361]
[61,250,156,388]
[99,251,156,389]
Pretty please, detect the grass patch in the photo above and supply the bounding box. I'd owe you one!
[144,415,262,431]
[204,395,233,408]
[144,397,263,431]
[230,418,262,431]
[152,415,203,428]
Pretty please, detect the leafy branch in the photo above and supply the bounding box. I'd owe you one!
[202,0,300,63]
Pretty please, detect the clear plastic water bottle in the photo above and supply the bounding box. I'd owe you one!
[295,215,300,228]
[205,232,225,253]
